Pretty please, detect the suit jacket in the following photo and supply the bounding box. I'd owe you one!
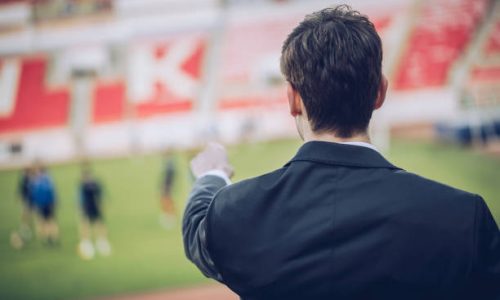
[183,141,500,300]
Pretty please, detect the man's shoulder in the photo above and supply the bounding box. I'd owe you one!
[210,167,288,210]
[220,166,479,200]
[210,164,483,222]
[394,169,477,195]
[387,168,481,209]
[221,166,288,192]
[216,163,479,197]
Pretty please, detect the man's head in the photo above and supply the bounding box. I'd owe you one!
[281,5,387,139]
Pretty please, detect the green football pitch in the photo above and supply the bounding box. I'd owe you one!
[0,138,498,300]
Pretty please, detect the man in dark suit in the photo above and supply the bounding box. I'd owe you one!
[183,5,500,300]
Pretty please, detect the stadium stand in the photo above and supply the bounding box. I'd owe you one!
[92,81,126,124]
[132,40,205,119]
[217,14,392,111]
[467,6,500,101]
[133,82,193,118]
[92,79,195,121]
[485,20,500,56]
[0,57,70,134]
[470,66,500,84]
[219,93,286,110]
[1,0,499,165]
[90,39,205,123]
[179,40,205,80]
[394,0,489,90]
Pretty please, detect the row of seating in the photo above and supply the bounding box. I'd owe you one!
[485,21,500,55]
[469,15,500,85]
[0,0,495,134]
[0,39,204,134]
[93,39,205,123]
[393,0,489,90]
[470,66,500,83]
[0,58,69,134]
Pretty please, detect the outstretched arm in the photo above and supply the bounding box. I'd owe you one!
[182,143,233,282]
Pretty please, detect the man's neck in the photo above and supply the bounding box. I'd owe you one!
[295,116,371,144]
[304,131,371,144]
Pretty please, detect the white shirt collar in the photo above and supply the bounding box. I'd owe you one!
[339,141,379,153]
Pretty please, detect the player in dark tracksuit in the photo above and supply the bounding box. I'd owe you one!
[11,167,36,248]
[159,156,177,229]
[18,167,35,230]
[19,168,34,207]
[77,168,111,260]
[81,178,102,223]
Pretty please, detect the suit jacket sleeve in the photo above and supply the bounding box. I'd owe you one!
[468,196,500,298]
[182,175,227,282]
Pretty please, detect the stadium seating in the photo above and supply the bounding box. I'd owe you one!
[92,79,195,121]
[218,14,392,111]
[470,66,500,83]
[133,81,193,118]
[0,0,496,135]
[0,57,70,134]
[373,16,392,32]
[394,0,489,90]
[485,21,500,56]
[133,40,204,118]
[219,94,286,110]
[95,39,204,121]
[92,81,126,124]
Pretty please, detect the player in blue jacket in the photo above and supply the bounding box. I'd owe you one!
[31,165,59,245]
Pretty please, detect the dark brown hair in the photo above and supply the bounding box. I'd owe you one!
[281,5,383,137]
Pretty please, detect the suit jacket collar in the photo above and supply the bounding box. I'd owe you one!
[285,141,402,170]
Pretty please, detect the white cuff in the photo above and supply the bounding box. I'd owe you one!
[199,169,232,185]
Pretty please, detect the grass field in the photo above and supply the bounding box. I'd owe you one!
[0,138,499,300]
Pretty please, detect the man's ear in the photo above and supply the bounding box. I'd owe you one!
[374,75,388,110]
[287,82,302,117]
